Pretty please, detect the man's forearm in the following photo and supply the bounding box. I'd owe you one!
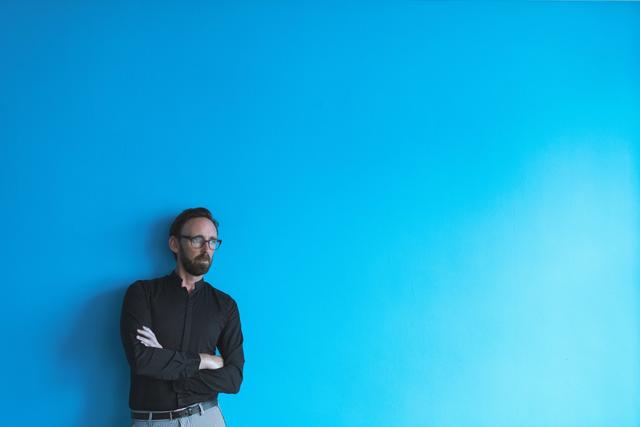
[199,353,224,370]
[134,326,224,372]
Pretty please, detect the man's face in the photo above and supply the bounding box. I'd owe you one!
[175,217,218,276]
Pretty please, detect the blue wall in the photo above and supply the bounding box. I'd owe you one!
[1,2,639,426]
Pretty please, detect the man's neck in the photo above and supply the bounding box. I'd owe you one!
[175,265,203,294]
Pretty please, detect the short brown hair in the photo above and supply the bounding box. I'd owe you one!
[169,208,219,259]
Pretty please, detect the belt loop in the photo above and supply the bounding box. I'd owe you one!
[198,403,203,415]
[170,410,173,420]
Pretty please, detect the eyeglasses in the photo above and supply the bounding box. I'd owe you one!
[180,235,222,250]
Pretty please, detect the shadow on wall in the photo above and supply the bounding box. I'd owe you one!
[58,286,131,427]
[57,215,175,427]
[145,213,177,276]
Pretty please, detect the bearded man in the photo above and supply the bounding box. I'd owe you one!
[120,207,244,427]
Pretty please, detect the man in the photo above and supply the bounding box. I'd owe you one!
[120,207,244,426]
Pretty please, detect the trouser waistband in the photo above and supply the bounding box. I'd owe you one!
[131,399,218,420]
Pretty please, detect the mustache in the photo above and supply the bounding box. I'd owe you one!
[196,254,211,262]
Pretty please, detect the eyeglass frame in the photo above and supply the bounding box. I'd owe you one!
[179,234,222,250]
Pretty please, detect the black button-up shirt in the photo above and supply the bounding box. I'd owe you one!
[120,270,244,410]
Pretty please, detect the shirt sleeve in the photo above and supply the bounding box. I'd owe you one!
[120,282,201,380]
[173,298,245,394]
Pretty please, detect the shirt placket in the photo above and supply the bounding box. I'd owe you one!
[181,290,196,351]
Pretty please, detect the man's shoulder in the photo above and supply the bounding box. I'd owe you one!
[126,273,171,293]
[204,281,237,306]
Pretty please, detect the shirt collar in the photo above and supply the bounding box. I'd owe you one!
[168,269,205,292]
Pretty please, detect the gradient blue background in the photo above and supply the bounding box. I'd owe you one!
[1,2,639,426]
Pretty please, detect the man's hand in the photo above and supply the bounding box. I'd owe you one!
[136,326,163,348]
[199,353,225,370]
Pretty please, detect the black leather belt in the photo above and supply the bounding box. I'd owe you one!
[131,399,218,420]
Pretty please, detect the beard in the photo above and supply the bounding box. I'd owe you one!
[180,250,211,276]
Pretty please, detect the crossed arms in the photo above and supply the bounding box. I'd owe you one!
[120,283,244,394]
[136,325,225,370]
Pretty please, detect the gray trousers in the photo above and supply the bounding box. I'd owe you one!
[131,404,226,427]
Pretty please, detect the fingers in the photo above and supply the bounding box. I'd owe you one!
[136,334,161,348]
[137,326,156,337]
[137,327,156,339]
[136,326,162,348]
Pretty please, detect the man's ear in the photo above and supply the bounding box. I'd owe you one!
[169,236,179,255]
